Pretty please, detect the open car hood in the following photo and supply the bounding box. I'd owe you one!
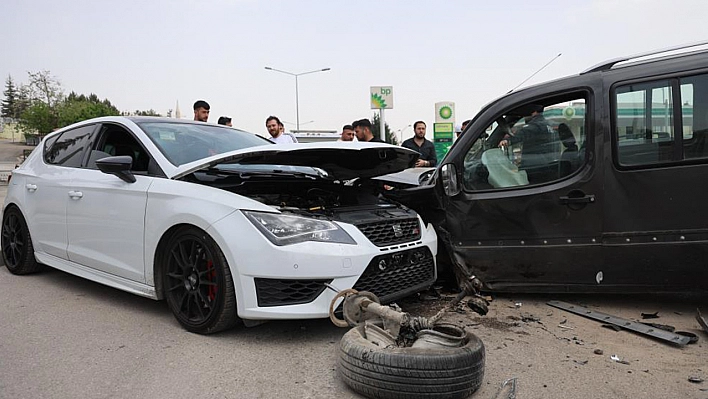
[169,142,419,181]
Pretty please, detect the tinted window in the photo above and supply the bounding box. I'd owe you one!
[680,74,708,160]
[138,122,272,166]
[44,125,95,167]
[87,124,153,173]
[462,97,587,190]
[615,81,674,166]
[614,73,708,165]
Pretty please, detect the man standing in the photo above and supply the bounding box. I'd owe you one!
[266,116,298,143]
[193,100,210,122]
[352,119,383,142]
[402,121,437,167]
[339,124,355,141]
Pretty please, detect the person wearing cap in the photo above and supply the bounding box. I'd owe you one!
[401,121,437,167]
[498,104,560,183]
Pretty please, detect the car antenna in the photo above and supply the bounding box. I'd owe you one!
[508,53,562,93]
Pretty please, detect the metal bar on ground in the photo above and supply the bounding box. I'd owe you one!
[547,300,691,346]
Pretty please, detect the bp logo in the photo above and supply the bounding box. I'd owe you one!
[371,93,387,109]
[439,105,453,120]
[563,107,576,120]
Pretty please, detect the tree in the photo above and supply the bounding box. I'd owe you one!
[17,70,64,134]
[57,92,120,127]
[1,75,18,118]
[19,102,55,135]
[371,112,398,145]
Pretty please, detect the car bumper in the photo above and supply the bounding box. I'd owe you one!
[207,211,438,320]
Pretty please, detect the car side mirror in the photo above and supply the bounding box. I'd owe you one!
[441,163,460,196]
[96,155,136,183]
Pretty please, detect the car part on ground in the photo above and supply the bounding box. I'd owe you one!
[696,308,708,335]
[330,277,487,399]
[548,300,692,346]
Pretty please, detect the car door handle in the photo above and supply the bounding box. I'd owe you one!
[68,190,83,199]
[25,184,37,192]
[559,194,595,205]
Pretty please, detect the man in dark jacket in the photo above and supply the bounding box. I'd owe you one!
[401,121,437,167]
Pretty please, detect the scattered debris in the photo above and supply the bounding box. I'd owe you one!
[594,349,604,355]
[558,324,574,330]
[641,311,660,319]
[641,322,675,332]
[610,355,630,365]
[491,377,517,399]
[514,302,523,308]
[697,309,708,335]
[602,324,622,332]
[688,376,704,383]
[547,301,691,346]
[521,314,540,323]
[560,318,567,324]
[675,331,699,344]
[573,359,588,366]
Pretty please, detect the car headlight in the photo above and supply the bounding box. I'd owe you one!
[243,211,356,246]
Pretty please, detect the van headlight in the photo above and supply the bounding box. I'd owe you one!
[243,211,356,246]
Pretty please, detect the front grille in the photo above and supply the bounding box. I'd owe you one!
[356,218,421,247]
[353,247,435,304]
[255,278,331,307]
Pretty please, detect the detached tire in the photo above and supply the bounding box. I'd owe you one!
[338,325,485,399]
[2,206,42,275]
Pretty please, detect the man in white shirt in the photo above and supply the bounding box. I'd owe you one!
[266,116,298,144]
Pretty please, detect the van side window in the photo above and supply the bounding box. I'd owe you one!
[615,81,674,165]
[615,73,708,165]
[680,74,708,160]
[462,97,587,191]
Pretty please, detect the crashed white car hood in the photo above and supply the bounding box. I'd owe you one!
[169,142,419,180]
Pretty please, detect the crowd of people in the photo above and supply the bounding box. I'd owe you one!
[190,99,472,168]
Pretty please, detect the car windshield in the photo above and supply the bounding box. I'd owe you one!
[138,122,272,166]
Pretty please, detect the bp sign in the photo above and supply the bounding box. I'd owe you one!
[370,86,393,109]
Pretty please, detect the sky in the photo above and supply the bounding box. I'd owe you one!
[2,0,708,141]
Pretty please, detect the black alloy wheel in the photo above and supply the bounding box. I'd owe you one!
[163,226,238,334]
[1,206,41,275]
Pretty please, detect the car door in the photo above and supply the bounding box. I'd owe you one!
[432,85,605,291]
[65,123,154,282]
[21,124,97,260]
[603,69,708,290]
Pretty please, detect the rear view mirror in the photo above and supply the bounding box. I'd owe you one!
[96,155,136,183]
[441,164,460,196]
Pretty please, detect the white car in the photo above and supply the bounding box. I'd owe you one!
[2,117,437,334]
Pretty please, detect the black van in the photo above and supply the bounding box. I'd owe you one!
[398,42,708,293]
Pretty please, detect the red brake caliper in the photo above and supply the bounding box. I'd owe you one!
[207,260,217,301]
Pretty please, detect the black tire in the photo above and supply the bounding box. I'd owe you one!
[2,206,42,275]
[162,226,238,334]
[338,325,485,399]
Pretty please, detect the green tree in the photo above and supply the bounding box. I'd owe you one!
[1,75,19,118]
[19,102,55,135]
[57,92,120,127]
[371,112,398,145]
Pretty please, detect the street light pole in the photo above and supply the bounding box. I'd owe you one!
[264,66,331,132]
